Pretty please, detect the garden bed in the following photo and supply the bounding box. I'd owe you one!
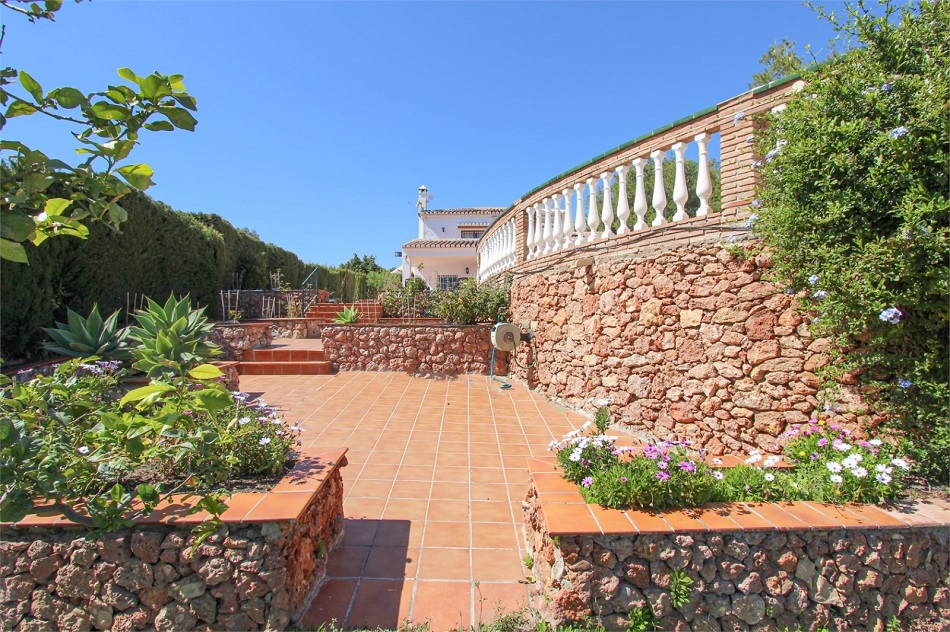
[522,456,950,631]
[0,447,348,632]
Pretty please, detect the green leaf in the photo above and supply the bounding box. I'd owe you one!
[19,71,43,103]
[1,210,36,241]
[0,418,13,441]
[144,120,174,132]
[193,388,233,411]
[49,87,86,109]
[107,203,128,225]
[119,382,174,406]
[116,68,140,84]
[44,198,73,217]
[159,107,197,131]
[188,364,224,380]
[4,101,38,118]
[90,101,129,121]
[45,0,63,12]
[116,164,155,190]
[136,484,159,504]
[0,239,28,263]
[139,74,171,101]
[173,94,198,112]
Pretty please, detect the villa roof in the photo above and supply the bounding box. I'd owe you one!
[402,238,478,249]
[420,207,504,216]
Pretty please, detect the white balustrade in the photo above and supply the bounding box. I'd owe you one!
[541,198,552,256]
[586,178,598,243]
[551,192,563,253]
[695,132,711,217]
[631,157,648,231]
[615,165,630,235]
[533,202,544,259]
[599,172,614,240]
[672,142,689,222]
[526,205,536,260]
[561,187,574,250]
[573,183,586,247]
[650,149,668,227]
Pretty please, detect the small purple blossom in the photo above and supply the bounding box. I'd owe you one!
[879,307,903,324]
[752,159,764,168]
[713,471,724,480]
[620,476,628,483]
[765,148,780,163]
[733,111,746,124]
[656,471,670,482]
[746,135,755,143]
[807,274,819,285]
[751,199,762,209]
[898,378,913,389]
[888,126,908,140]
[581,459,590,468]
[643,445,661,460]
[657,460,669,470]
[744,213,759,229]
[678,461,697,473]
[581,476,593,488]
[817,438,829,447]
[810,452,819,460]
[813,290,828,300]
[881,82,893,92]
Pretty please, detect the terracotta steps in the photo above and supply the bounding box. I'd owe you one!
[238,342,333,375]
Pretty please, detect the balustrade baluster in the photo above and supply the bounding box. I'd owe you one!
[573,183,586,247]
[694,132,711,217]
[586,178,598,243]
[650,149,668,227]
[599,172,614,240]
[615,165,630,235]
[672,142,689,222]
[526,205,536,260]
[631,157,648,231]
[541,198,553,256]
[561,188,573,249]
[533,203,544,259]
[551,192,563,253]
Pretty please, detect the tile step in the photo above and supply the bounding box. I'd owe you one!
[243,349,325,362]
[238,361,334,375]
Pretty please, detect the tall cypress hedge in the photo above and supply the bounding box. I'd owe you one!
[0,191,371,363]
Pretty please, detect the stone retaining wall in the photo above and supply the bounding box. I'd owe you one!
[0,458,346,632]
[523,486,950,631]
[321,324,507,376]
[211,320,324,361]
[509,239,870,456]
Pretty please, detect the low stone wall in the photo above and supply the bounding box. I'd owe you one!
[0,450,347,632]
[523,484,950,631]
[211,323,272,361]
[261,318,325,340]
[509,239,871,456]
[321,324,507,376]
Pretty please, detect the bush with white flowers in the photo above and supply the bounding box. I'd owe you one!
[752,0,949,483]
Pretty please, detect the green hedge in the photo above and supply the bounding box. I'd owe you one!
[0,191,371,363]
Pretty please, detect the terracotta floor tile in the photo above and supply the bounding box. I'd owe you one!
[471,501,514,523]
[358,462,402,480]
[542,503,601,536]
[438,441,470,454]
[374,519,424,548]
[588,505,637,534]
[411,580,471,630]
[347,579,413,630]
[244,491,312,522]
[347,478,395,499]
[436,452,470,468]
[344,497,386,520]
[471,522,518,549]
[341,519,379,546]
[470,483,510,503]
[623,509,674,534]
[383,498,429,521]
[417,547,471,580]
[214,493,266,523]
[299,578,358,628]
[433,466,471,483]
[659,508,710,532]
[472,582,531,623]
[398,464,435,481]
[363,546,420,579]
[325,545,371,578]
[422,521,471,548]
[427,499,470,522]
[472,548,526,582]
[471,467,508,483]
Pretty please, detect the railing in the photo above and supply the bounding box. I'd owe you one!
[476,79,799,281]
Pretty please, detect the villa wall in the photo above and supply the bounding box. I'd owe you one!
[321,324,506,376]
[507,226,871,456]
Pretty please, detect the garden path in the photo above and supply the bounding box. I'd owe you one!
[239,371,588,631]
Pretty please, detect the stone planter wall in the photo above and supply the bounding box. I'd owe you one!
[509,237,870,457]
[0,449,347,632]
[523,476,950,631]
[211,323,272,361]
[321,324,506,376]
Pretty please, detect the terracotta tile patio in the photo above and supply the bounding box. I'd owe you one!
[239,370,589,631]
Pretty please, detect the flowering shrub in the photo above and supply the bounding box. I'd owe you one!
[752,0,949,482]
[0,359,300,532]
[550,416,909,510]
[435,277,510,325]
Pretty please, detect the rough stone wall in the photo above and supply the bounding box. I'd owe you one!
[265,319,324,340]
[322,324,507,376]
[523,487,950,631]
[0,471,345,632]
[210,323,272,361]
[508,241,868,456]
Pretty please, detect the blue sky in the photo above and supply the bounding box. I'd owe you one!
[4,0,844,269]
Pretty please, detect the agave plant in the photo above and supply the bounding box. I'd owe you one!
[42,305,130,360]
[128,294,220,378]
[332,306,361,324]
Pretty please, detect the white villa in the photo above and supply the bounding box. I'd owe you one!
[399,186,503,290]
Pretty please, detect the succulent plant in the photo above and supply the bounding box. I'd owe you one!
[128,294,220,378]
[332,306,361,324]
[42,305,130,360]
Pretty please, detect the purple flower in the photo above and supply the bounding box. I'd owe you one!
[888,126,908,140]
[751,199,762,209]
[746,135,755,143]
[657,460,669,470]
[898,378,913,389]
[879,307,903,324]
[581,476,593,488]
[643,445,661,460]
[807,274,819,285]
[881,82,893,92]
[810,452,819,460]
[765,148,780,163]
[620,476,628,483]
[581,459,590,468]
[744,214,759,228]
[813,290,828,299]
[817,438,829,447]
[656,471,670,482]
[678,461,697,473]
[752,159,764,168]
[734,111,746,124]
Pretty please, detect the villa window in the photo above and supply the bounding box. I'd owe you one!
[438,275,459,291]
[460,230,483,239]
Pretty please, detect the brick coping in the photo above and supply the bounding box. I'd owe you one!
[4,447,348,529]
[527,457,950,537]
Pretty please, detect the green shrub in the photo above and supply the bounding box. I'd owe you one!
[42,304,130,360]
[752,0,949,482]
[435,278,511,325]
